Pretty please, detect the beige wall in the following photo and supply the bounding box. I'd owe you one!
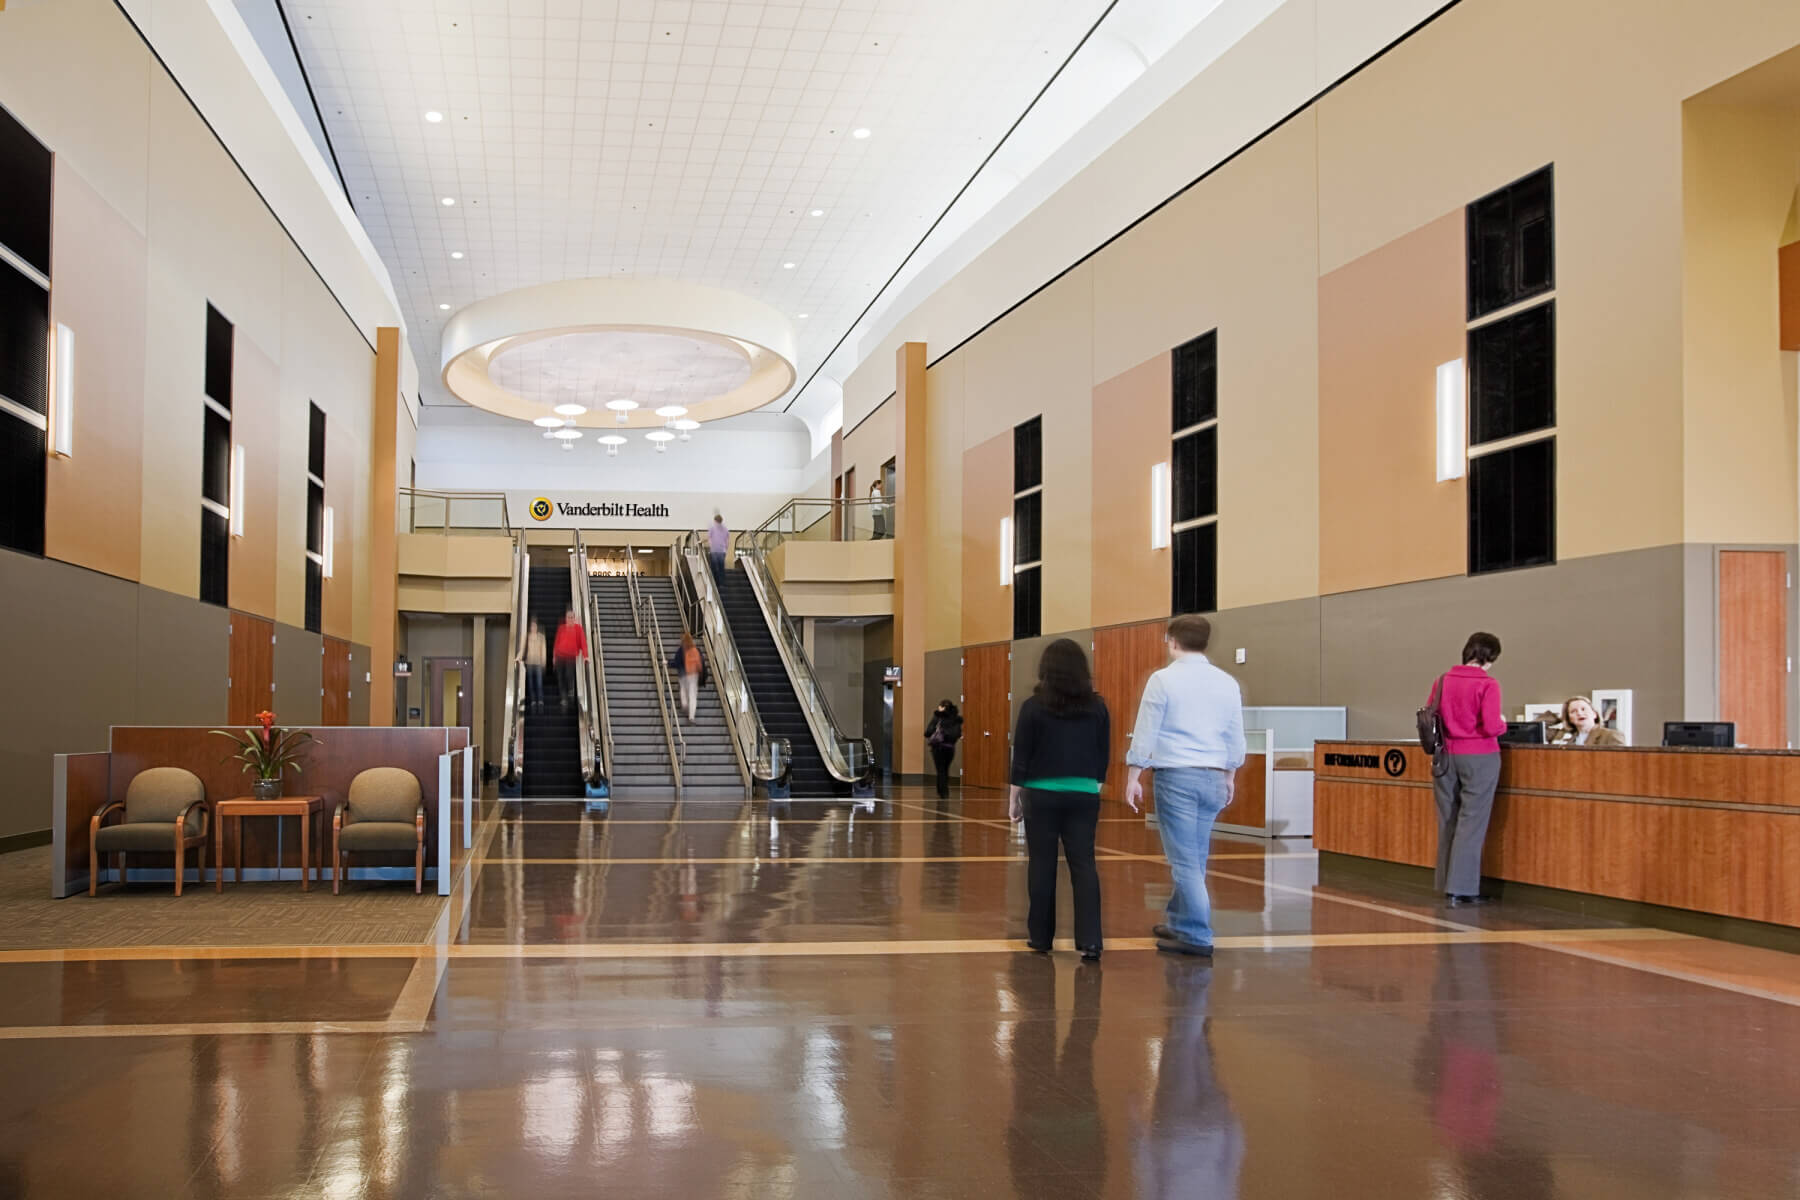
[923,353,966,651]
[1090,352,1170,630]
[4,0,379,636]
[960,431,1012,648]
[1317,210,1468,595]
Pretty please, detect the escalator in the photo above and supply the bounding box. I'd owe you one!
[717,568,840,797]
[520,564,584,797]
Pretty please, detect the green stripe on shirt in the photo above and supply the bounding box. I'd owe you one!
[1023,777,1101,794]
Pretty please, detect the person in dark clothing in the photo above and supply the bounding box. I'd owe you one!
[1010,638,1111,962]
[924,699,963,799]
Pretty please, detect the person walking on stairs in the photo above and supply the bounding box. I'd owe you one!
[925,700,963,799]
[670,632,706,723]
[525,619,547,711]
[553,608,587,712]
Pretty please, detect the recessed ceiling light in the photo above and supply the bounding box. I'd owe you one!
[532,416,563,428]
[438,303,450,311]
[654,405,687,418]
[553,403,587,416]
[852,127,871,139]
[798,313,809,319]
[636,547,654,554]
[440,196,456,206]
[450,251,464,260]
[809,209,825,217]
[782,262,796,270]
[424,110,444,123]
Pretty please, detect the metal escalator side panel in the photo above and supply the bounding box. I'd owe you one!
[674,531,784,790]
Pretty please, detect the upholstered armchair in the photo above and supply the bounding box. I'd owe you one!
[90,767,209,897]
[333,767,426,894]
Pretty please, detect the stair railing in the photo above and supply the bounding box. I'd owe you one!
[568,533,608,794]
[675,531,788,787]
[628,547,683,790]
[733,526,875,789]
[500,530,529,792]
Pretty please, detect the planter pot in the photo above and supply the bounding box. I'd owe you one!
[250,778,283,802]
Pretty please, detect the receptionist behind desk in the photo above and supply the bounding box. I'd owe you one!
[1554,696,1625,747]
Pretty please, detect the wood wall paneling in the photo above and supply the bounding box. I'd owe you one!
[961,642,1011,790]
[893,341,928,775]
[1718,550,1788,748]
[323,635,352,725]
[227,612,275,725]
[1317,210,1466,596]
[1782,240,1800,352]
[1091,353,1172,630]
[960,433,1012,648]
[1220,753,1268,829]
[1093,619,1169,804]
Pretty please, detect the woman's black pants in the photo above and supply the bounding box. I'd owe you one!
[1023,789,1102,951]
[930,745,955,798]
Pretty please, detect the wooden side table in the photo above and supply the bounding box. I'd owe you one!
[215,796,324,892]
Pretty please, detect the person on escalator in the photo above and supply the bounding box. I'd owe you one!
[670,632,707,723]
[525,619,547,711]
[708,512,730,582]
[553,608,587,713]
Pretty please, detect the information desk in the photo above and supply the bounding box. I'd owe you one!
[1314,740,1800,927]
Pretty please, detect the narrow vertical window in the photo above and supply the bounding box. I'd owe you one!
[1011,416,1042,639]
[0,102,52,556]
[1171,331,1218,615]
[199,305,233,606]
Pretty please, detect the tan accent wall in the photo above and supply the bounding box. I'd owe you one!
[44,160,145,584]
[840,393,895,503]
[1782,239,1800,351]
[1680,93,1800,545]
[370,328,405,726]
[960,264,1094,634]
[960,431,1012,648]
[1090,352,1170,630]
[893,342,928,776]
[923,352,965,652]
[323,415,357,641]
[1317,210,1467,595]
[227,336,280,620]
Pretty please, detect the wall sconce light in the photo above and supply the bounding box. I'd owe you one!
[48,323,74,458]
[229,444,246,537]
[1436,359,1466,482]
[999,516,1013,587]
[322,505,335,578]
[1150,461,1170,549]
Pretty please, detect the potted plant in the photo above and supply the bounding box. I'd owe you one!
[213,710,318,800]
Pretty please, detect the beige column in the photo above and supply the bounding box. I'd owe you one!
[369,327,402,726]
[894,342,928,777]
[472,615,487,750]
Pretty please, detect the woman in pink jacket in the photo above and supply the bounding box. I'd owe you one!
[1427,632,1504,907]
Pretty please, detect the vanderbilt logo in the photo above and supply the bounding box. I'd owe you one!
[529,497,553,522]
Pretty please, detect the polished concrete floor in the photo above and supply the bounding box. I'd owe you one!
[4,786,1800,1198]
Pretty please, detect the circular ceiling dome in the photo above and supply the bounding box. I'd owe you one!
[439,278,796,429]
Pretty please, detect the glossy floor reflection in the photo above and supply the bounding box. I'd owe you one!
[2,786,1799,1198]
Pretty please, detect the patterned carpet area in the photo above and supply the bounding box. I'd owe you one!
[0,846,444,949]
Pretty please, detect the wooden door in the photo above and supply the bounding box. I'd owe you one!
[1093,619,1170,803]
[961,642,1011,790]
[842,467,856,539]
[831,474,843,541]
[227,613,276,725]
[322,636,352,725]
[1719,550,1788,748]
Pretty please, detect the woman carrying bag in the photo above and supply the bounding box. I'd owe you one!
[924,700,963,799]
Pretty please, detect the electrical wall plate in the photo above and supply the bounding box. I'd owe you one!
[1235,648,1247,664]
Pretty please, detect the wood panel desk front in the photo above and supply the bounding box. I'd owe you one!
[1314,741,1800,927]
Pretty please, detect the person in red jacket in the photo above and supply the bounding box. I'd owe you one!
[553,608,587,713]
[1427,632,1505,907]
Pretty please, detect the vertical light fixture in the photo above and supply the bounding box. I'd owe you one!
[1436,358,1466,482]
[1150,461,1171,549]
[999,516,1013,587]
[322,506,335,578]
[48,323,74,457]
[229,444,246,536]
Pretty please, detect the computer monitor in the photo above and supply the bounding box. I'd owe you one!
[1500,720,1546,745]
[1662,721,1736,748]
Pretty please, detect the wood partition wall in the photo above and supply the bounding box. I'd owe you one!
[1315,741,1800,926]
[1093,620,1167,805]
[961,642,1010,789]
[51,725,470,898]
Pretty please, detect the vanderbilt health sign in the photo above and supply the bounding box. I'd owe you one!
[508,491,787,529]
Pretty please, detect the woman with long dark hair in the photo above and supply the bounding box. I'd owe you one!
[1010,638,1112,961]
[924,699,963,799]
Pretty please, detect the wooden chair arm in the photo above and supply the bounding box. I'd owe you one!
[333,802,348,833]
[178,798,209,838]
[89,802,124,839]
[414,805,426,844]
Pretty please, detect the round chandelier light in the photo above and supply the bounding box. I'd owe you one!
[645,429,675,454]
[553,403,587,417]
[532,415,563,428]
[606,398,639,425]
[598,434,627,457]
[654,405,688,419]
[552,428,582,440]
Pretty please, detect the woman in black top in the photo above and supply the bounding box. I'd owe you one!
[924,700,963,799]
[1010,638,1112,961]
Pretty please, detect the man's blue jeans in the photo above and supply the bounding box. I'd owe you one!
[1153,767,1232,947]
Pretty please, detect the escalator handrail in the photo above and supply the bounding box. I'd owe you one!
[732,529,875,786]
[675,531,789,784]
[573,532,611,788]
[500,531,529,784]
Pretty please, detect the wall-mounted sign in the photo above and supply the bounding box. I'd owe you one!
[529,497,672,522]
[883,666,902,683]
[1320,749,1410,778]
[394,659,413,678]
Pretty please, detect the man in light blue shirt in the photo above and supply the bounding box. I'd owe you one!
[1124,614,1245,958]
